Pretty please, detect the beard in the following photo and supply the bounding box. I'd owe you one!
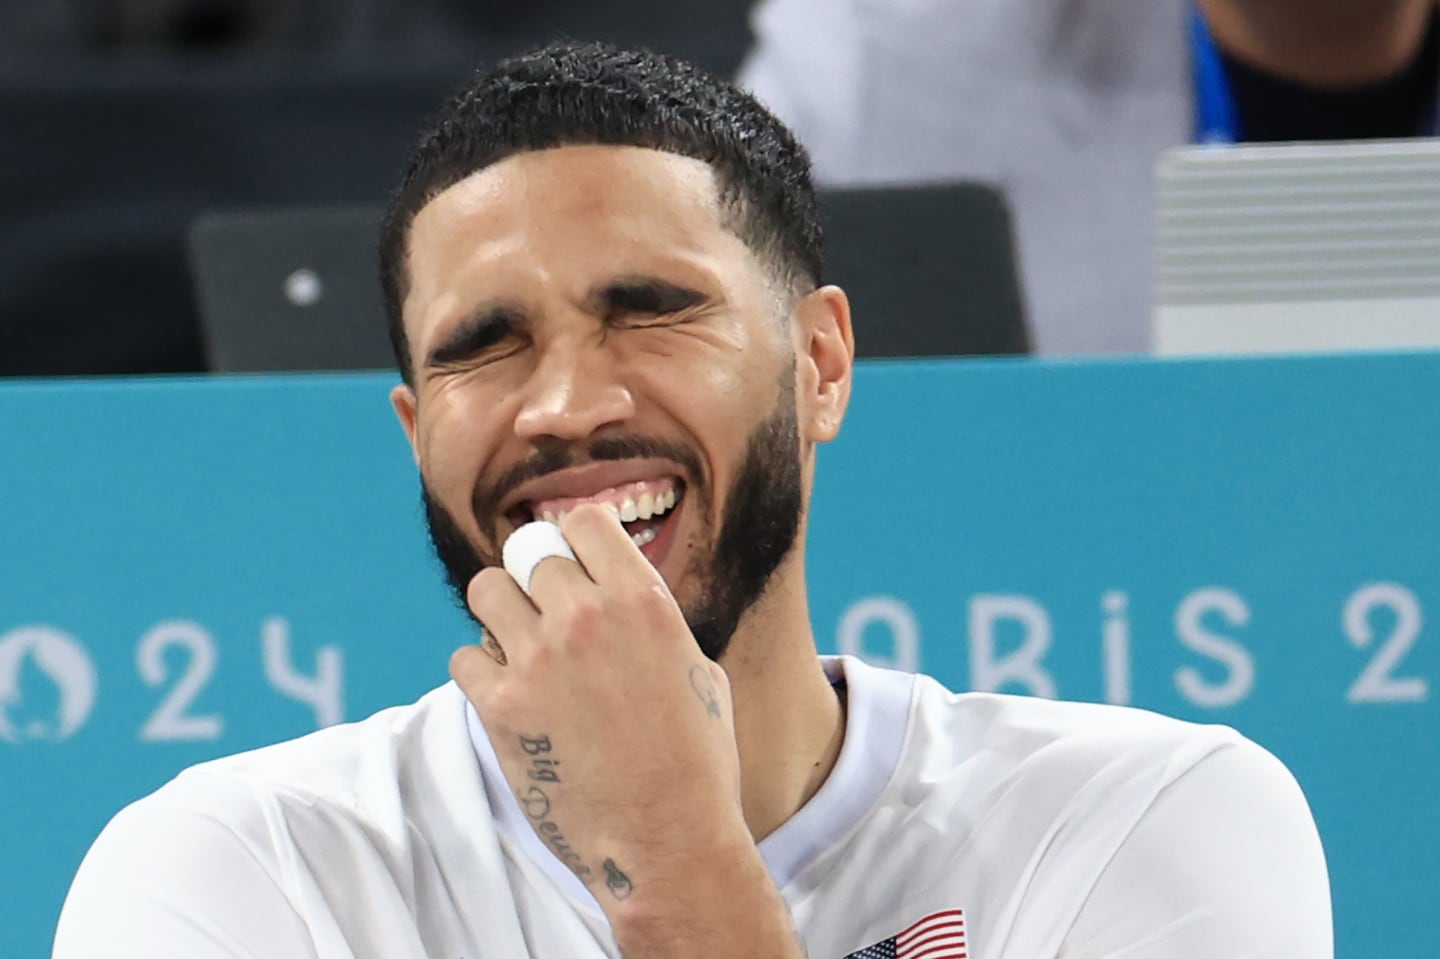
[421,371,804,663]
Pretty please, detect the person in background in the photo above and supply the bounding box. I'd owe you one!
[739,0,1440,355]
[55,41,1330,958]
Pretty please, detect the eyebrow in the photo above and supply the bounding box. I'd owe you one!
[422,277,711,372]
[424,303,526,371]
[586,277,709,316]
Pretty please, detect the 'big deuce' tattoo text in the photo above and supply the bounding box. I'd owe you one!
[515,734,633,900]
[517,734,589,880]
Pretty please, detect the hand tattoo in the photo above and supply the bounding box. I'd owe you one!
[689,664,722,719]
[603,858,634,900]
[482,632,507,666]
[516,734,590,881]
[521,734,561,783]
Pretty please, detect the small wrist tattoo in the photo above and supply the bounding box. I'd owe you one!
[602,858,634,900]
[688,664,722,719]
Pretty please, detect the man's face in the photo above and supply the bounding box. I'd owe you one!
[391,145,831,661]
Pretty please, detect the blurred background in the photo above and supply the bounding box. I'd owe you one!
[0,0,757,377]
[5,0,1438,377]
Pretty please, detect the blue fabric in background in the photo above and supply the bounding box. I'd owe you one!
[2,352,1436,957]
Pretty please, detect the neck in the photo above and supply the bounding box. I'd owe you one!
[720,551,846,843]
[1198,0,1436,88]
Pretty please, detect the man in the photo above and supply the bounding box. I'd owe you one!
[54,42,1332,957]
[740,0,1440,355]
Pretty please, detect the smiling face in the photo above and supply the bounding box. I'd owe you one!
[390,144,853,660]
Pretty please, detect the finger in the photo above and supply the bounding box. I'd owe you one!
[502,519,596,609]
[524,550,596,608]
[467,565,539,625]
[464,566,537,646]
[450,638,506,694]
[559,503,667,593]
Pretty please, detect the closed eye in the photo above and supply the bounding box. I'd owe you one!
[610,307,695,329]
[425,306,527,372]
[592,278,709,327]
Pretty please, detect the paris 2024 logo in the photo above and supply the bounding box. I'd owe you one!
[0,626,97,743]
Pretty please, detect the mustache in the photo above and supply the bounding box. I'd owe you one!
[472,434,707,522]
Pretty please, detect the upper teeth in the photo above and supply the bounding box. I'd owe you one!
[541,487,677,526]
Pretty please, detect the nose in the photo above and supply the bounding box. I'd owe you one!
[513,336,637,443]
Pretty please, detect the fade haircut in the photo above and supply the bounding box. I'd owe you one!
[378,41,825,385]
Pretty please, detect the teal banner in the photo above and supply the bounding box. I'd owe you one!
[2,353,1435,957]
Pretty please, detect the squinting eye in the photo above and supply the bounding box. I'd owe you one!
[477,344,524,364]
[612,310,684,329]
[438,341,525,373]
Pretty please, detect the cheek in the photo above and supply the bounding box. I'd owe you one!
[416,390,505,505]
[643,365,776,529]
[634,332,769,418]
[635,359,749,465]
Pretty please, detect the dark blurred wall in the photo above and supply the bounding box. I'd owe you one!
[2,1,752,73]
[0,0,755,377]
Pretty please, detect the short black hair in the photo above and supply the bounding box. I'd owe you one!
[379,40,824,385]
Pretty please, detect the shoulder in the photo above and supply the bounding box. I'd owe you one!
[897,674,1301,857]
[912,678,1328,951]
[191,682,465,794]
[1059,713,1331,954]
[97,682,470,862]
[56,683,475,955]
[911,675,1244,783]
[55,683,519,956]
[917,683,1315,842]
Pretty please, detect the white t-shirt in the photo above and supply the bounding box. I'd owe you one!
[54,656,1332,958]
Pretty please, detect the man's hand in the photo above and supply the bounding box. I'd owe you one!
[452,504,803,956]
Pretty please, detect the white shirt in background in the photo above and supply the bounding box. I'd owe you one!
[738,0,1195,356]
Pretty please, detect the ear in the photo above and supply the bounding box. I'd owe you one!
[390,383,422,466]
[793,284,855,444]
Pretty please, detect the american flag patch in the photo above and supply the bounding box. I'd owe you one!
[843,908,968,959]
